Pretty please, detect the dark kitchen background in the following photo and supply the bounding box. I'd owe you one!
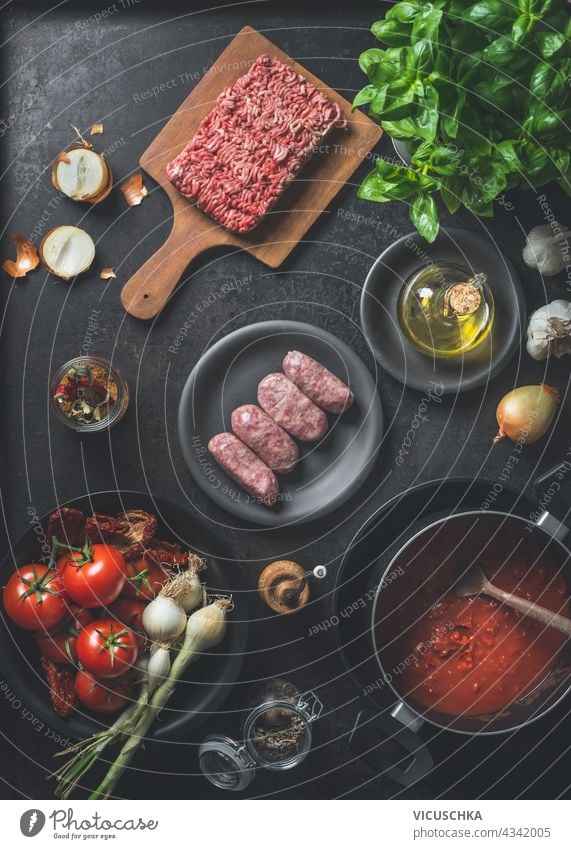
[0,0,570,800]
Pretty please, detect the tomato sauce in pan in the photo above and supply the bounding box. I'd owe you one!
[377,520,570,717]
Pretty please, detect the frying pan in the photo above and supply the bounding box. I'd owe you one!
[342,463,571,786]
[0,491,248,742]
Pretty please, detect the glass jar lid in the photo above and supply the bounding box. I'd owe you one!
[198,735,256,791]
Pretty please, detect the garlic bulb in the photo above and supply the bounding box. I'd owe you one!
[526,300,571,361]
[523,224,571,276]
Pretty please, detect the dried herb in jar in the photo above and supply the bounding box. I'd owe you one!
[250,712,307,763]
[53,362,117,425]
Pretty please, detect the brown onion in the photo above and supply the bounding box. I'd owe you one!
[51,145,113,204]
[493,384,559,445]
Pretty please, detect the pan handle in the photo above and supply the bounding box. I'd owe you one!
[349,707,433,788]
[533,462,571,540]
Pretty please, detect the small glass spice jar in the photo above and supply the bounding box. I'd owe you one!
[198,679,323,791]
[50,356,129,432]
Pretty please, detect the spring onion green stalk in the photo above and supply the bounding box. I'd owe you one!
[89,597,232,800]
[53,683,150,800]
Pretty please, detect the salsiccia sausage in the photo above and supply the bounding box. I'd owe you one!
[282,351,354,413]
[231,405,299,473]
[208,433,279,507]
[257,373,328,442]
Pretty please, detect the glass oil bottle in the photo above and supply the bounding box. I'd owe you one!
[397,262,494,358]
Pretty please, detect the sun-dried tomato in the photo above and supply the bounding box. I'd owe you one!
[143,538,188,567]
[40,656,77,718]
[84,513,121,543]
[47,508,86,548]
[114,510,157,559]
[84,511,157,560]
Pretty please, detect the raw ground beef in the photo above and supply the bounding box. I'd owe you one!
[166,54,347,233]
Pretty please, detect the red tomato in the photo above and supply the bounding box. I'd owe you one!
[76,619,139,679]
[35,605,94,665]
[124,558,168,601]
[3,564,68,631]
[59,543,127,607]
[75,669,131,714]
[107,597,147,650]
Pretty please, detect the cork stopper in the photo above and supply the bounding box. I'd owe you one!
[445,283,482,316]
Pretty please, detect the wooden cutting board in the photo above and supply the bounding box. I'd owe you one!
[120,25,382,319]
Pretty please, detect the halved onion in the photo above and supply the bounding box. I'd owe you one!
[121,174,148,206]
[40,226,95,280]
[51,146,113,204]
[2,234,40,278]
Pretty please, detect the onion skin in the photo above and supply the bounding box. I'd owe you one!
[493,384,559,445]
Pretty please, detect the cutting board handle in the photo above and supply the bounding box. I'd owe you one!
[120,217,211,320]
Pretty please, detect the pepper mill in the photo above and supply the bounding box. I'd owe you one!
[258,560,327,614]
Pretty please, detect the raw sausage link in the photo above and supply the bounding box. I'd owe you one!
[282,350,354,413]
[257,373,328,442]
[231,405,299,473]
[208,433,279,507]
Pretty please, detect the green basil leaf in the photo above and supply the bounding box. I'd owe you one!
[536,31,566,59]
[527,109,570,143]
[381,116,425,139]
[374,157,411,181]
[529,62,566,103]
[358,163,420,203]
[466,0,516,29]
[411,5,443,43]
[440,177,462,213]
[485,36,531,70]
[455,103,493,154]
[473,73,515,111]
[389,2,423,24]
[495,140,522,173]
[442,89,466,139]
[412,141,457,170]
[408,39,434,75]
[358,48,387,75]
[370,87,390,115]
[372,18,413,47]
[512,14,534,45]
[415,84,439,141]
[352,85,378,109]
[410,192,439,242]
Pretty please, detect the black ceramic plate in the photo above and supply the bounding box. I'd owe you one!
[360,228,526,394]
[0,491,248,741]
[178,320,383,527]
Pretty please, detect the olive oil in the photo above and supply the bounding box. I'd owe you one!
[397,262,494,358]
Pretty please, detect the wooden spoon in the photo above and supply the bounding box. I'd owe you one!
[454,562,571,637]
